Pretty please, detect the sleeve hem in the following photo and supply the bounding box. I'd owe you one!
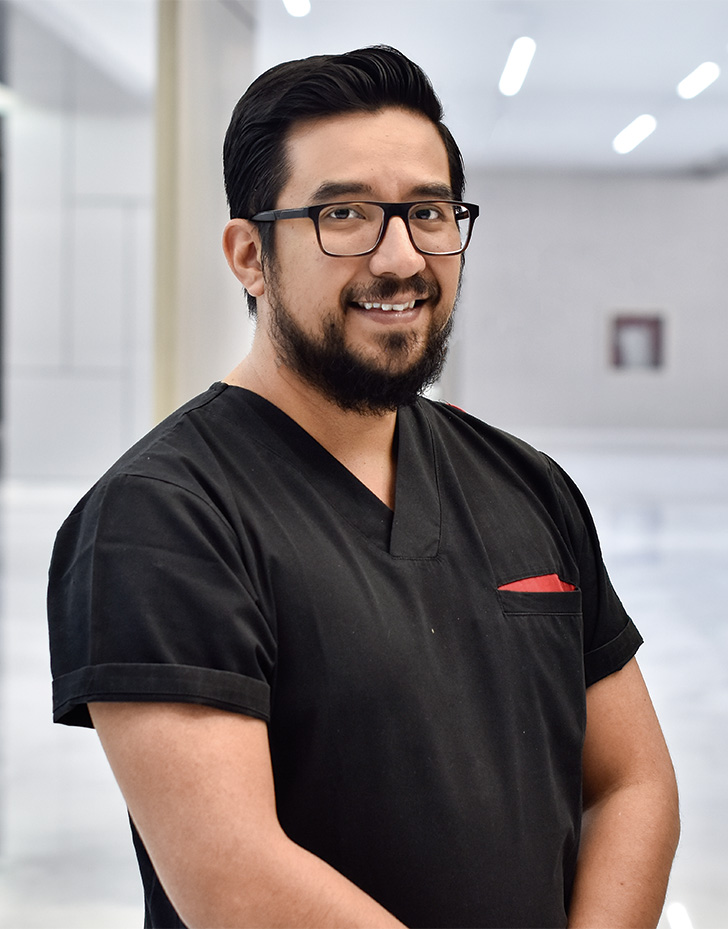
[584,619,643,688]
[52,663,270,728]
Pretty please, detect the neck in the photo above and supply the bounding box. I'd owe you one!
[225,347,400,509]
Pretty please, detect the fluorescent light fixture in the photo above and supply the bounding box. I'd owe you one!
[499,37,536,96]
[677,61,720,99]
[612,114,657,154]
[282,0,311,15]
[666,902,694,929]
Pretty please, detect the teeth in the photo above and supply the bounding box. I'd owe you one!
[360,300,416,312]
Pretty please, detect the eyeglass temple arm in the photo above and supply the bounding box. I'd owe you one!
[250,207,312,222]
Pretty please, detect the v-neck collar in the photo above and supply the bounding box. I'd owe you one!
[390,403,441,558]
[218,386,441,559]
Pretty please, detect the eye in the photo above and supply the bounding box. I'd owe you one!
[411,203,447,222]
[320,203,367,222]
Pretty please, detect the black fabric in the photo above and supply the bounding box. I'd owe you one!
[47,383,642,929]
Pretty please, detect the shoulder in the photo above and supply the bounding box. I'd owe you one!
[66,383,264,521]
[414,397,595,531]
[415,397,553,474]
[108,382,245,482]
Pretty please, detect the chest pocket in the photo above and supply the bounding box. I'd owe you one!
[494,586,586,733]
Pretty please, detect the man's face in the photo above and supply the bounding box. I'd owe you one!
[258,107,463,413]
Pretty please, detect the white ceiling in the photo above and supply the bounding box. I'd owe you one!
[14,0,728,175]
[255,0,728,175]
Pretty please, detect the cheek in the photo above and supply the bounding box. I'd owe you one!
[434,259,462,305]
[281,238,351,291]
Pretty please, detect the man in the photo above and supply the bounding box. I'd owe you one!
[48,46,679,928]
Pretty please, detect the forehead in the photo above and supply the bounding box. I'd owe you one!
[278,107,453,205]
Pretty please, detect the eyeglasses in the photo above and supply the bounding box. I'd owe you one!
[250,200,480,257]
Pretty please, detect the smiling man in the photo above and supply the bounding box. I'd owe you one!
[48,47,679,929]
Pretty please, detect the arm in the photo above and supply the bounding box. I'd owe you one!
[568,658,680,928]
[89,702,405,929]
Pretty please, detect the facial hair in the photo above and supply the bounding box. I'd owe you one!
[266,272,456,415]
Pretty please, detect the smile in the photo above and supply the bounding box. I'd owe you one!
[356,300,418,312]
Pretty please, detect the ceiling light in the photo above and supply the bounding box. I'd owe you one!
[282,0,311,15]
[612,114,657,154]
[498,37,536,96]
[677,61,720,99]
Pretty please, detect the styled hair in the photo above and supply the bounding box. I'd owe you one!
[222,45,465,315]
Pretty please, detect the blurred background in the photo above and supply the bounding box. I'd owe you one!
[0,1,726,926]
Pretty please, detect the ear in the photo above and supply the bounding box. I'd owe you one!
[222,219,265,297]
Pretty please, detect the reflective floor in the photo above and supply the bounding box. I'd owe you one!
[1,442,727,928]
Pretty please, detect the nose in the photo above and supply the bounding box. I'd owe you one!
[367,216,427,278]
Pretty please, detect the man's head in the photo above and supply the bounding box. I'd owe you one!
[222,49,472,415]
[223,45,465,316]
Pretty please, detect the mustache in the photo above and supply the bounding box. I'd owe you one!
[343,274,440,305]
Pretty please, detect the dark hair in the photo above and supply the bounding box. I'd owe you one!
[223,45,465,315]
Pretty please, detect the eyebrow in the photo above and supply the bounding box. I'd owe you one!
[309,181,455,203]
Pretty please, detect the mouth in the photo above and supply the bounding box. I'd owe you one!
[350,298,425,313]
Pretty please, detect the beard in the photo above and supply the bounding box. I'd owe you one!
[265,272,457,415]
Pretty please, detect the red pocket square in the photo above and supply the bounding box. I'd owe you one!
[498,574,576,593]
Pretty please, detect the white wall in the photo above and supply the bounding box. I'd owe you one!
[3,4,155,481]
[3,0,257,481]
[452,169,728,439]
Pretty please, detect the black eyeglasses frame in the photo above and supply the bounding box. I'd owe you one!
[249,200,480,257]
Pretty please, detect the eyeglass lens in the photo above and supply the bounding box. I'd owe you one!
[317,202,472,256]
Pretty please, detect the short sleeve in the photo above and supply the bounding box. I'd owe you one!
[545,456,643,687]
[48,473,276,727]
